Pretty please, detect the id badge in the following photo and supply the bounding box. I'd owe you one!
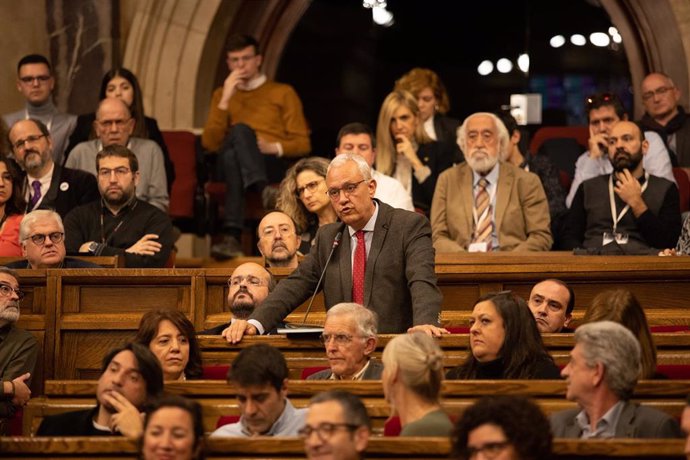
[615,232,629,244]
[468,242,489,253]
[603,232,629,245]
[602,232,615,246]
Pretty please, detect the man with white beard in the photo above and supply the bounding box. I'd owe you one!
[0,267,37,434]
[431,112,552,252]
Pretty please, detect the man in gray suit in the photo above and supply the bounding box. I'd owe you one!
[551,321,681,439]
[308,303,382,381]
[225,153,446,342]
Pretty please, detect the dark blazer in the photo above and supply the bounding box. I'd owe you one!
[550,401,682,439]
[249,201,442,334]
[21,165,99,218]
[433,114,460,146]
[5,257,101,269]
[307,359,383,380]
[37,408,115,436]
[412,141,458,213]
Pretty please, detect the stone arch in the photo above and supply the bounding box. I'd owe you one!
[122,0,690,129]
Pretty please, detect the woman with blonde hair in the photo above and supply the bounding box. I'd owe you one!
[394,68,460,145]
[582,289,657,379]
[375,90,457,213]
[381,332,453,436]
[276,156,337,253]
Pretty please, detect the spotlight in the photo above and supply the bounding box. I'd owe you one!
[477,60,493,76]
[372,6,394,27]
[570,34,586,46]
[517,54,529,73]
[589,32,610,47]
[497,58,513,74]
[549,35,565,48]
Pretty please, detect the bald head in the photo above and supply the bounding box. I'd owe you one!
[257,211,301,268]
[227,262,274,319]
[608,121,648,175]
[641,72,680,125]
[95,97,135,147]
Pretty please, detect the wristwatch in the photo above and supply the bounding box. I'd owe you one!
[87,242,99,254]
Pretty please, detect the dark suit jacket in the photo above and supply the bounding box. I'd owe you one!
[550,401,682,438]
[433,114,460,146]
[37,408,115,436]
[21,165,99,218]
[306,359,383,380]
[5,257,101,269]
[412,141,459,213]
[249,201,442,334]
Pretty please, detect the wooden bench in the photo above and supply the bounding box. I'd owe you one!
[22,379,690,436]
[0,255,123,268]
[0,436,685,459]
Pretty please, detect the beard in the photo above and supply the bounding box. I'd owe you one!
[21,149,47,174]
[465,149,498,175]
[230,287,256,319]
[266,242,295,267]
[0,304,19,323]
[612,148,643,173]
[103,184,135,208]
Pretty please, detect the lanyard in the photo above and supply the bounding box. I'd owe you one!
[99,200,138,244]
[608,172,649,233]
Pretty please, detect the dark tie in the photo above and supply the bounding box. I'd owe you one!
[352,230,366,304]
[29,180,42,209]
[472,178,493,249]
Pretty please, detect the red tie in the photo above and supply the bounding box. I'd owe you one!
[352,230,366,304]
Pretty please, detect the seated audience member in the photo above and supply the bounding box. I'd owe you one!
[551,321,681,439]
[527,279,575,333]
[639,72,690,167]
[37,342,164,438]
[682,396,690,459]
[224,154,445,341]
[496,111,567,243]
[335,122,414,211]
[661,214,690,255]
[64,68,175,189]
[581,289,657,379]
[134,309,202,381]
[301,390,371,460]
[0,267,36,434]
[257,211,301,268]
[382,332,453,436]
[562,120,681,254]
[375,90,457,213]
[276,157,336,254]
[431,112,552,252]
[446,291,560,380]
[567,92,674,208]
[3,54,76,164]
[308,303,381,380]
[66,97,168,212]
[64,145,174,268]
[451,395,553,460]
[0,158,27,256]
[200,262,275,337]
[8,119,98,218]
[211,344,306,437]
[139,395,205,460]
[202,34,310,260]
[6,210,100,269]
[394,68,461,147]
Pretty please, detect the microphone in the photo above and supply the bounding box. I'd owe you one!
[300,230,342,326]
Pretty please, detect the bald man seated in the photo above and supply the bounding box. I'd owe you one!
[562,120,681,254]
[257,211,301,268]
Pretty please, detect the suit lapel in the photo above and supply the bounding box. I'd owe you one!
[494,163,513,232]
[614,401,636,437]
[460,166,474,234]
[364,202,390,306]
[336,224,352,303]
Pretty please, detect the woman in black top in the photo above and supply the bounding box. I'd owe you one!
[446,291,560,380]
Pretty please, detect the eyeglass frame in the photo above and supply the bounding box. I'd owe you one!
[18,75,52,85]
[326,180,367,200]
[12,134,47,151]
[641,85,675,101]
[96,118,132,129]
[298,422,360,441]
[0,283,25,301]
[24,231,64,246]
[295,179,325,197]
[98,167,132,179]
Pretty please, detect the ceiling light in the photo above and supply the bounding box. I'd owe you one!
[372,6,394,27]
[496,58,513,74]
[549,35,565,48]
[517,54,529,73]
[570,34,586,46]
[477,60,493,76]
[589,32,610,47]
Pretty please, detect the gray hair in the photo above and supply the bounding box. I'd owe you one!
[327,302,378,338]
[574,321,641,400]
[328,153,372,181]
[19,210,64,242]
[457,112,510,159]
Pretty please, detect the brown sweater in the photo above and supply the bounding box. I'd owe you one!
[202,80,311,157]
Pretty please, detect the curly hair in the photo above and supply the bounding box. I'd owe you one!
[450,292,556,379]
[374,90,431,177]
[98,68,149,139]
[451,396,552,460]
[583,289,656,379]
[394,67,451,115]
[276,156,330,234]
[134,308,203,379]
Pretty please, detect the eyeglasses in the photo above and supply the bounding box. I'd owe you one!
[642,86,674,101]
[261,226,295,239]
[98,167,131,178]
[298,423,359,441]
[0,283,25,301]
[97,118,131,129]
[296,179,324,197]
[12,134,46,151]
[25,232,64,246]
[586,93,616,109]
[463,441,511,459]
[228,55,257,65]
[327,180,367,200]
[319,333,354,346]
[19,75,51,84]
[228,275,266,287]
